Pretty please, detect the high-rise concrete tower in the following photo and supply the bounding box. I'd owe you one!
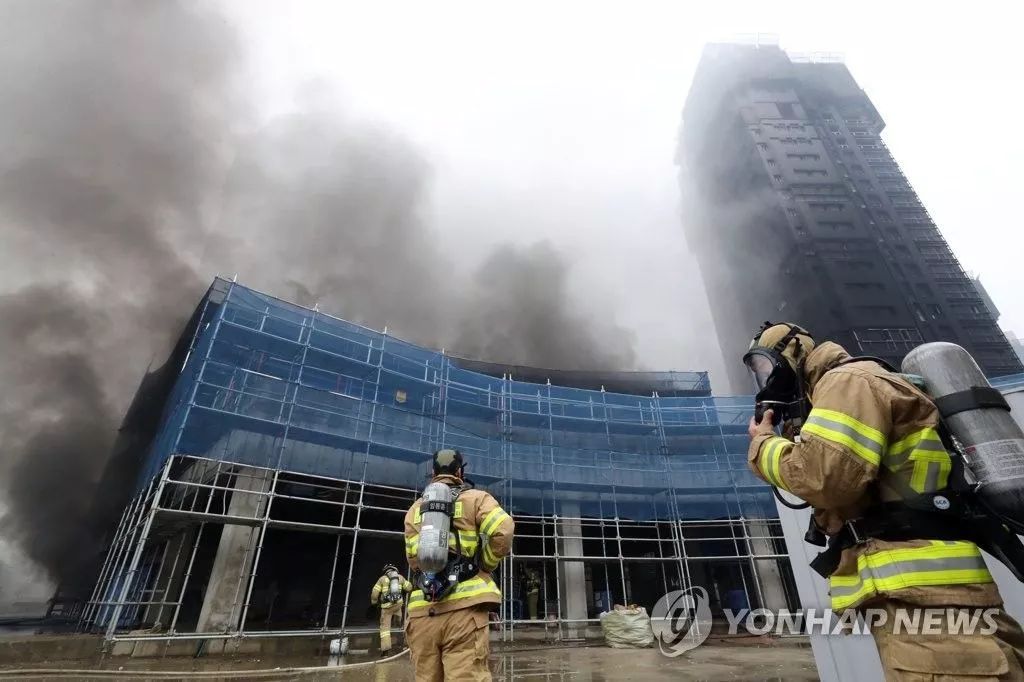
[679,44,1022,390]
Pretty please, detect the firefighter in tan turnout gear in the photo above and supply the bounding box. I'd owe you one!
[404,449,514,681]
[371,563,412,655]
[744,322,1024,680]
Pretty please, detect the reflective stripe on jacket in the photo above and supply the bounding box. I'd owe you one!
[404,475,514,617]
[829,540,991,610]
[748,342,1000,610]
[406,575,502,612]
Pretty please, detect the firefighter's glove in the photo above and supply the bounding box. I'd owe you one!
[748,409,776,440]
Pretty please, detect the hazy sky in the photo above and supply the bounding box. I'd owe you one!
[224,0,1024,387]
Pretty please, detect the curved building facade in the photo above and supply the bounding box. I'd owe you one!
[83,278,797,643]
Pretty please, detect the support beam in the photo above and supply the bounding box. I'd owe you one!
[557,503,587,637]
[142,529,194,628]
[196,468,270,633]
[746,519,788,611]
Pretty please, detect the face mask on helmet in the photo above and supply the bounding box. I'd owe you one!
[743,348,799,426]
[742,322,812,427]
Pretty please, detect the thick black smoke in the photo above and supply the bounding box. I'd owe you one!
[0,0,238,593]
[0,1,635,596]
[215,104,445,342]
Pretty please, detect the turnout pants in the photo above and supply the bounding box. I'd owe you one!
[869,599,1024,681]
[406,605,491,681]
[378,602,403,653]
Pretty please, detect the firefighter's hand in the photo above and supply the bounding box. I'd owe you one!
[748,409,775,439]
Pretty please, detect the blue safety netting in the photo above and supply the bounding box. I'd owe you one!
[138,279,776,521]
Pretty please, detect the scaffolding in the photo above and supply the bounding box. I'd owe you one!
[80,278,798,644]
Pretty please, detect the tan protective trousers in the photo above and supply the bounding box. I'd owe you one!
[869,599,1024,681]
[378,602,403,653]
[527,591,539,620]
[406,606,491,681]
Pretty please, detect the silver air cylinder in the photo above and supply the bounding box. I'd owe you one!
[417,482,452,575]
[388,573,402,601]
[903,342,1024,522]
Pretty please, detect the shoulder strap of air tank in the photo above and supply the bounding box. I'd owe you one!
[422,482,472,517]
[934,386,1010,419]
[837,355,898,372]
[450,482,472,500]
[422,499,452,515]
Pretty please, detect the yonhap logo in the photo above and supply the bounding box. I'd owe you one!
[650,586,713,656]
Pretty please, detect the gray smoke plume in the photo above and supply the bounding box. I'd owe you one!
[217,105,635,368]
[214,102,446,342]
[0,1,635,595]
[0,0,238,593]
[452,243,636,369]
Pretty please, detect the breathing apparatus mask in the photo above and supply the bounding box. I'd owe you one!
[742,322,814,428]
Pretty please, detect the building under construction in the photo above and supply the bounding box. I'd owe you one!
[678,42,1023,391]
[80,278,798,647]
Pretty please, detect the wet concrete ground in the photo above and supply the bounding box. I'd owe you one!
[0,638,818,680]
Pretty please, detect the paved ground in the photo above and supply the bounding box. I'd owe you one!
[0,638,818,680]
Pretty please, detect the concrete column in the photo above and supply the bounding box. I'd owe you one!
[196,468,270,633]
[747,519,789,611]
[557,502,587,637]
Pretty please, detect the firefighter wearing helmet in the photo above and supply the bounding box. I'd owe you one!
[370,563,412,656]
[744,322,1024,680]
[404,449,514,681]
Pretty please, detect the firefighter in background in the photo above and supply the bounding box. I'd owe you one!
[404,449,514,681]
[525,567,541,620]
[371,563,412,656]
[744,322,1024,680]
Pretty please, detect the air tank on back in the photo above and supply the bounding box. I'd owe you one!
[387,569,402,602]
[417,481,453,575]
[903,342,1024,525]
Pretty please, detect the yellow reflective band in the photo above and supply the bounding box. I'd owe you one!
[884,427,950,493]
[888,428,944,459]
[448,530,478,557]
[769,439,787,489]
[757,439,777,486]
[810,408,887,447]
[414,507,421,524]
[759,437,789,490]
[481,507,509,537]
[803,408,886,466]
[482,543,498,570]
[405,535,419,557]
[909,454,952,493]
[407,576,501,610]
[829,541,992,610]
